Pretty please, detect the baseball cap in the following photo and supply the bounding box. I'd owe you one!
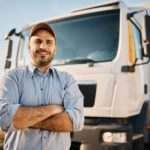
[29,22,56,40]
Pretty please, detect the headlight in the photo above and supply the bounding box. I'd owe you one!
[102,132,127,143]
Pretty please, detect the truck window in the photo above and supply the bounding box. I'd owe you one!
[128,21,142,63]
[17,9,119,67]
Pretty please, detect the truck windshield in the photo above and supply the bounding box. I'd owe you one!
[18,9,119,66]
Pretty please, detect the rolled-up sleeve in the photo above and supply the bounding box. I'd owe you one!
[63,73,84,131]
[0,70,20,132]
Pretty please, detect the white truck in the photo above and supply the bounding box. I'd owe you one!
[1,0,150,149]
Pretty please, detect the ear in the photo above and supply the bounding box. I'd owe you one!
[28,42,31,52]
[54,48,57,55]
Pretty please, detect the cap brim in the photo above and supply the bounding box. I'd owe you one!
[29,22,56,39]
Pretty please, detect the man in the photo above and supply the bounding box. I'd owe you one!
[0,22,84,150]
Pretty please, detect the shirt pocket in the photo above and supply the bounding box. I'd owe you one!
[49,88,65,105]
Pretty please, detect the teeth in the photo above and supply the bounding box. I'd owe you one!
[41,52,46,54]
[39,51,47,55]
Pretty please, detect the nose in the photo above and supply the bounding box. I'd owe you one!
[40,42,46,49]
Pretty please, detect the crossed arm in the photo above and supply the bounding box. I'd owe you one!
[12,105,74,132]
[0,70,83,133]
[31,111,74,132]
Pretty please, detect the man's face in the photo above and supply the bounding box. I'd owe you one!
[28,29,56,67]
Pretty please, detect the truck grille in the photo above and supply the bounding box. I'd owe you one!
[78,84,96,107]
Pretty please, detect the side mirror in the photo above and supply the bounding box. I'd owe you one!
[146,43,150,58]
[142,15,150,57]
[5,39,13,69]
[143,15,150,42]
[5,60,11,69]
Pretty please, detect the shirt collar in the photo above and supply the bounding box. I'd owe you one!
[28,63,54,78]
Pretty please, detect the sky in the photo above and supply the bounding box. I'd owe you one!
[0,0,150,56]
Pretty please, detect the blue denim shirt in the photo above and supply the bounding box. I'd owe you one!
[0,65,84,150]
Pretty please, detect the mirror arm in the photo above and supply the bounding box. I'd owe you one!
[121,55,150,73]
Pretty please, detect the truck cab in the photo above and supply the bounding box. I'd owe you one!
[1,0,150,150]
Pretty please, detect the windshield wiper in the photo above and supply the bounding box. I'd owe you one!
[64,58,95,64]
[53,58,96,66]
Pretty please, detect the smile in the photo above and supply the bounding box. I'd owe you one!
[36,51,49,55]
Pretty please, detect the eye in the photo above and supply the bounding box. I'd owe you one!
[47,40,54,46]
[34,39,42,44]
